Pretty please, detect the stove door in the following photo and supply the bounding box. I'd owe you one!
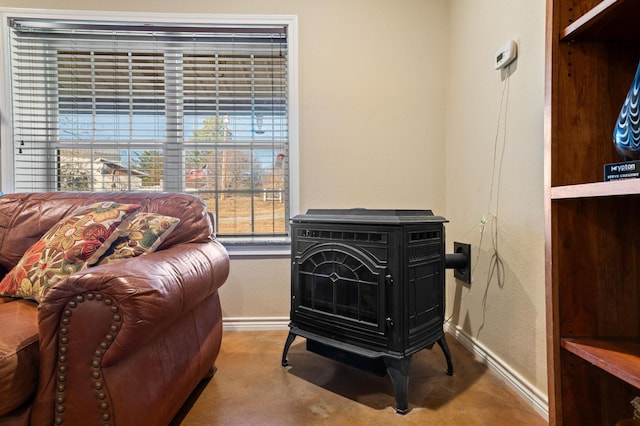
[292,242,389,346]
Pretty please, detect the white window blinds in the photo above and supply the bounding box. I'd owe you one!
[8,18,290,238]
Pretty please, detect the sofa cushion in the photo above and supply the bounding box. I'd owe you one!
[0,298,39,416]
[0,201,140,302]
[95,213,180,265]
[0,193,214,273]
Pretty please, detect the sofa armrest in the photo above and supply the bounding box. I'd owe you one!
[31,241,229,425]
[39,240,229,362]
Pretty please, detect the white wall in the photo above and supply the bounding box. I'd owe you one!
[0,0,548,409]
[446,0,547,402]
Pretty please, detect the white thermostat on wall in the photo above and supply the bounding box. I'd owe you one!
[495,40,518,70]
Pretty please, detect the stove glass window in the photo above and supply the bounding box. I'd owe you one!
[299,248,379,324]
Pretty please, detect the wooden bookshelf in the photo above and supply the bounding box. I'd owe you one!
[561,0,640,41]
[545,0,640,424]
[550,180,640,199]
[561,339,640,389]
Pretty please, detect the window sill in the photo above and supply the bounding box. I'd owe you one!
[219,237,291,258]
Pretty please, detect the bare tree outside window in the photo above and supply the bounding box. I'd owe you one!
[184,116,286,235]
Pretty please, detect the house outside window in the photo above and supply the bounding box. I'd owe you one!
[0,10,299,248]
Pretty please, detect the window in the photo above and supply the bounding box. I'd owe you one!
[2,11,298,244]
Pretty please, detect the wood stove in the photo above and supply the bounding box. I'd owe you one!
[281,209,456,414]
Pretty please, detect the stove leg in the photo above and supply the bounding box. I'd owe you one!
[384,356,412,414]
[437,336,454,375]
[281,332,297,367]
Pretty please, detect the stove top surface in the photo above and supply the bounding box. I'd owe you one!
[293,208,448,224]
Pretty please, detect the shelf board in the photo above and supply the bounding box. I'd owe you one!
[561,0,640,41]
[561,338,640,389]
[551,179,640,199]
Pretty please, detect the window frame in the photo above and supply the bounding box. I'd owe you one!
[0,8,299,255]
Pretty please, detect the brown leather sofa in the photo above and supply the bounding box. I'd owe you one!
[0,192,230,426]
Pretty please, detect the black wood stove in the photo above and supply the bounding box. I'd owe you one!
[281,209,465,414]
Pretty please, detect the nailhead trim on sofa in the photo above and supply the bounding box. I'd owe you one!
[54,293,121,425]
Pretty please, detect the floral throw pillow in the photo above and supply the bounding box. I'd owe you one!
[0,201,140,303]
[95,213,180,265]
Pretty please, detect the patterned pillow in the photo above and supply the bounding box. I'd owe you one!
[95,213,180,265]
[0,201,140,303]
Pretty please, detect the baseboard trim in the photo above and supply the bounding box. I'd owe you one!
[444,322,549,421]
[221,317,549,420]
[223,317,290,331]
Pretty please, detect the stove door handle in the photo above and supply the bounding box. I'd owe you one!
[385,273,394,286]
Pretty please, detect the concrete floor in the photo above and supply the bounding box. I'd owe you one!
[172,330,548,426]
